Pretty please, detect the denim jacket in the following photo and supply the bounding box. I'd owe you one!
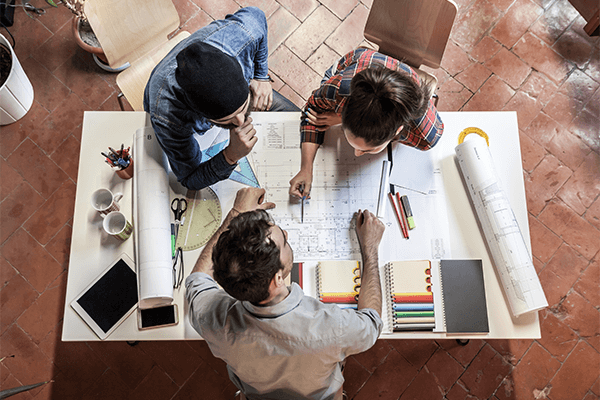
[143,7,270,190]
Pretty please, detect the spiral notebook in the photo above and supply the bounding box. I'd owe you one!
[384,260,435,331]
[316,260,361,304]
[383,259,489,334]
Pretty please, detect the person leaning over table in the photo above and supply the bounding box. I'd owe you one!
[144,7,299,191]
[289,47,444,198]
[185,187,385,400]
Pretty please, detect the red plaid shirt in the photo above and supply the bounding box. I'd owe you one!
[301,48,443,150]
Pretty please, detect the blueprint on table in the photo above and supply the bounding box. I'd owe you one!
[248,113,452,263]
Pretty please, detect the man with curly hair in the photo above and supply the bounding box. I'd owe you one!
[186,187,385,399]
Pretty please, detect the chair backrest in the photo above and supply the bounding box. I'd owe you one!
[364,0,457,69]
[115,31,190,111]
[85,0,181,69]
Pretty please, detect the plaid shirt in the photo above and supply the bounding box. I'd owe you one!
[301,48,443,150]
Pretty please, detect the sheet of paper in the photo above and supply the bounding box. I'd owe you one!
[134,127,174,309]
[455,135,547,317]
[389,144,435,195]
[249,113,452,265]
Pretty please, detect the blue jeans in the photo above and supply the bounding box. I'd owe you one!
[270,90,300,112]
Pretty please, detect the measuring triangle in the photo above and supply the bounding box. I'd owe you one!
[204,137,260,188]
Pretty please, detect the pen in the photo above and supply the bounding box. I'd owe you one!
[171,223,176,258]
[389,193,408,238]
[396,192,410,239]
[299,184,305,223]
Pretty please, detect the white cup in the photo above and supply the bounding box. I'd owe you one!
[102,211,133,241]
[91,189,123,215]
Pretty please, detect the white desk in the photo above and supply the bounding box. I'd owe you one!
[62,111,541,341]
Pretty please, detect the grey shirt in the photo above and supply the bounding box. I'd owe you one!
[185,272,383,399]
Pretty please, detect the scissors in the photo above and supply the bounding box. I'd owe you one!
[171,198,187,240]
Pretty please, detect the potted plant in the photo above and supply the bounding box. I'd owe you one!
[50,0,128,72]
[0,33,34,125]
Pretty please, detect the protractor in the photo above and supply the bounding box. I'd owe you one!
[175,187,222,251]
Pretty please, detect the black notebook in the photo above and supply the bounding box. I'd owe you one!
[435,259,489,334]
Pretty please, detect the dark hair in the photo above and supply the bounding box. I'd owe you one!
[212,210,283,304]
[341,66,431,146]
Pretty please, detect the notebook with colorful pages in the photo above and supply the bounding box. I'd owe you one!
[316,260,361,305]
[383,259,489,334]
[383,260,435,332]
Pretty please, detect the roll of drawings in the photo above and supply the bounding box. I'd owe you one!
[134,127,174,309]
[455,135,547,317]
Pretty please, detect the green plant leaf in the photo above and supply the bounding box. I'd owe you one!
[46,0,58,7]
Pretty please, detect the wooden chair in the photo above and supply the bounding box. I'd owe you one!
[363,0,458,105]
[84,0,191,111]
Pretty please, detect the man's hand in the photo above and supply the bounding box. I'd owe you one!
[191,187,274,276]
[250,80,273,111]
[233,187,275,214]
[223,117,257,165]
[355,209,385,252]
[355,209,384,314]
[305,108,342,131]
[289,168,313,199]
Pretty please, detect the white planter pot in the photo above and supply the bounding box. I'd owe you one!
[0,33,34,125]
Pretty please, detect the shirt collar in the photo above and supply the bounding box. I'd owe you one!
[242,283,303,318]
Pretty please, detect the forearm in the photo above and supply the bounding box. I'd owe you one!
[358,247,382,316]
[180,151,236,190]
[191,208,240,276]
[300,142,319,173]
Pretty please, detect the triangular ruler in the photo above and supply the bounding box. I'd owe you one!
[204,133,260,188]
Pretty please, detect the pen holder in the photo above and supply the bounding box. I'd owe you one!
[116,157,134,180]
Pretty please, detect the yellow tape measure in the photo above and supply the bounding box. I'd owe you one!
[458,127,490,146]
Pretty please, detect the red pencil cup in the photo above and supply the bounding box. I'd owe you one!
[115,153,134,180]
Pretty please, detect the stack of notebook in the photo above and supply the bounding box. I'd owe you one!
[384,260,435,331]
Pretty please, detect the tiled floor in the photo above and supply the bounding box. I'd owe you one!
[1,0,599,398]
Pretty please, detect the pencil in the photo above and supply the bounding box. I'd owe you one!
[389,193,408,238]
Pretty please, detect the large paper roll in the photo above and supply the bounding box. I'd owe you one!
[455,136,547,317]
[134,127,173,309]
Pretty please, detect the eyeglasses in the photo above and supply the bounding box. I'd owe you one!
[173,247,184,289]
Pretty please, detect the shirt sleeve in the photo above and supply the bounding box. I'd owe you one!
[397,98,444,150]
[393,63,444,150]
[299,49,361,145]
[336,307,383,356]
[150,116,237,190]
[300,76,346,145]
[185,272,234,333]
[230,7,269,80]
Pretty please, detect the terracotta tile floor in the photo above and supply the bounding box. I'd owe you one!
[1,0,599,399]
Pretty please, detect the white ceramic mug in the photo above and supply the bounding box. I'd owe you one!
[91,188,123,215]
[102,211,133,241]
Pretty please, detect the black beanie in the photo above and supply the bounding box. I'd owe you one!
[175,42,249,120]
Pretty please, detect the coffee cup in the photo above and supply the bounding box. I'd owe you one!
[91,189,123,215]
[102,211,133,241]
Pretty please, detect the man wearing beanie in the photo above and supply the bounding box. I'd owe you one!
[144,7,299,190]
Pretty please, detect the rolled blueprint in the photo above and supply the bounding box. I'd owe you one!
[134,127,173,309]
[455,136,547,317]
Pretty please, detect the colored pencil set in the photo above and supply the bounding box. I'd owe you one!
[101,144,131,171]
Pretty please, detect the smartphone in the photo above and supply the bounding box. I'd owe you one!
[138,304,179,330]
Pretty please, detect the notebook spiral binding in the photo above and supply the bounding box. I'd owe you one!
[434,260,447,332]
[384,263,394,333]
[352,265,361,301]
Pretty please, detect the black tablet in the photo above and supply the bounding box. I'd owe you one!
[71,254,138,339]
